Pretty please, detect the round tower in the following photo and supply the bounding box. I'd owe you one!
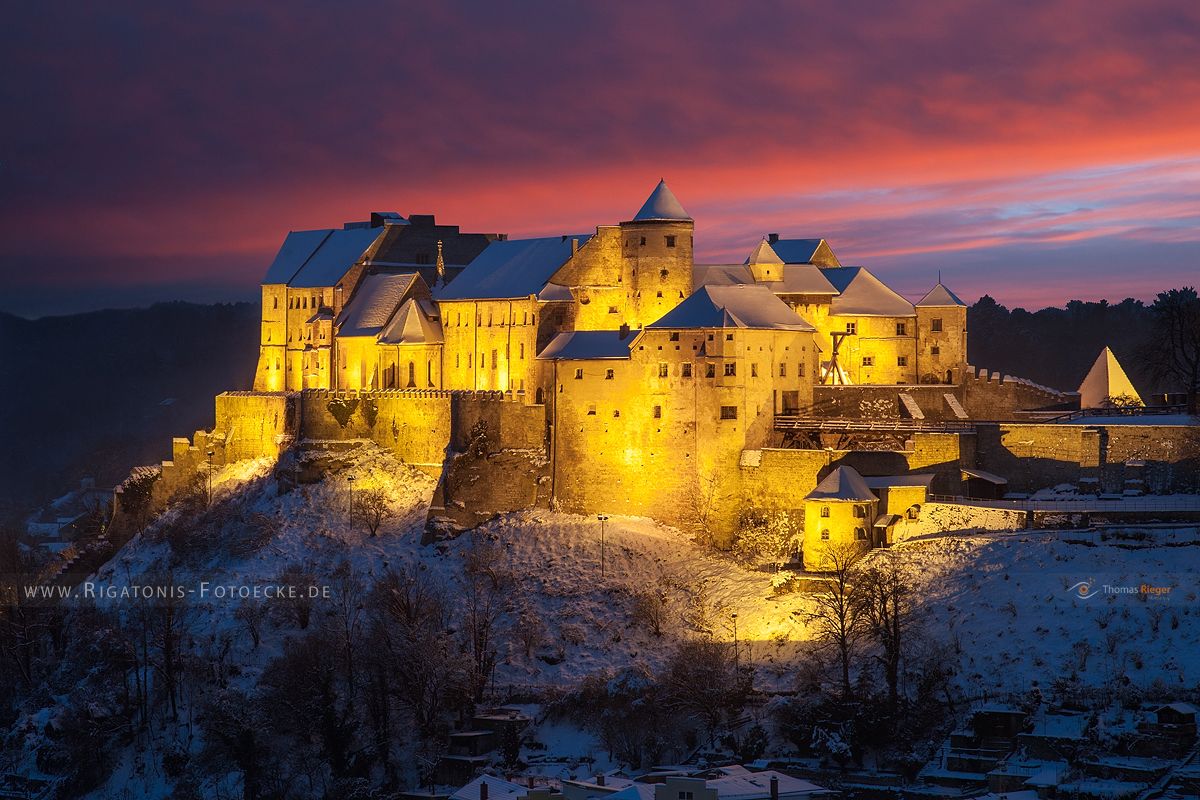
[619,179,694,328]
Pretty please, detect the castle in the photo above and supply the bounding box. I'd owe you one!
[119,181,1198,569]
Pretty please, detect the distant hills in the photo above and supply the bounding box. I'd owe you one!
[0,295,1168,519]
[0,302,258,518]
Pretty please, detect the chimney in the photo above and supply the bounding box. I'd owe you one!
[770,776,779,800]
[768,233,779,244]
[597,775,606,787]
[619,323,630,340]
[572,237,579,255]
[481,781,489,800]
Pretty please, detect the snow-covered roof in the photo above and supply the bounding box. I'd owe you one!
[1157,702,1198,716]
[289,227,384,288]
[917,282,966,307]
[822,267,915,317]
[603,785,655,800]
[264,229,333,284]
[378,297,442,345]
[693,264,754,289]
[647,285,815,331]
[631,179,691,222]
[747,239,784,265]
[437,235,591,300]
[769,238,827,264]
[537,330,632,361]
[1078,347,1143,408]
[335,272,418,337]
[805,466,877,501]
[707,770,828,800]
[864,474,935,489]
[450,775,529,800]
[695,262,838,296]
[961,468,1008,485]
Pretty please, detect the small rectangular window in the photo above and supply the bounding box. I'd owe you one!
[725,333,734,341]
[719,405,738,420]
[491,350,498,369]
[779,363,787,377]
[605,369,614,380]
[751,363,758,378]
[639,236,646,246]
[669,331,680,342]
[932,318,943,332]
[706,363,715,378]
[613,409,620,418]
[519,343,525,359]
[897,356,908,367]
[682,363,693,378]
[846,322,857,335]
[931,345,941,356]
[820,530,830,540]
[574,368,583,379]
[658,363,668,378]
[653,405,662,419]
[724,363,736,376]
[896,322,907,336]
[862,356,874,366]
[665,235,676,248]
[798,362,806,377]
[608,306,619,314]
[587,405,596,416]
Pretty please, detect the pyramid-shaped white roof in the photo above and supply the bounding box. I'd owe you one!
[631,179,691,222]
[1078,347,1143,407]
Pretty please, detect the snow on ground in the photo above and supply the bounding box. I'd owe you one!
[879,529,1200,694]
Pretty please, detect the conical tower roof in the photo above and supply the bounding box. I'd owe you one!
[805,465,877,501]
[1078,347,1143,408]
[747,238,784,265]
[631,179,691,222]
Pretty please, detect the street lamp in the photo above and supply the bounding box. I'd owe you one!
[206,450,215,508]
[732,612,739,668]
[347,474,357,512]
[597,514,609,577]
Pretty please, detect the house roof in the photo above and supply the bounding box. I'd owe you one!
[631,179,691,222]
[335,272,418,337]
[806,466,877,501]
[289,227,384,288]
[1078,347,1143,408]
[538,330,632,361]
[264,229,334,284]
[378,297,442,345]
[822,267,915,317]
[917,282,966,307]
[961,468,1008,485]
[449,775,529,800]
[437,235,591,300]
[647,285,814,331]
[693,264,754,290]
[747,239,783,265]
[769,238,827,264]
[707,770,829,799]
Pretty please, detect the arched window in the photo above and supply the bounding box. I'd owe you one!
[820,506,830,518]
[820,530,830,541]
[855,527,867,540]
[407,361,416,388]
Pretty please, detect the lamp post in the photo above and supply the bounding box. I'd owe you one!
[732,612,739,669]
[597,514,609,577]
[347,474,356,513]
[206,450,215,508]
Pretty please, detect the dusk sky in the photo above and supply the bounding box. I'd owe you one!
[2,0,1199,318]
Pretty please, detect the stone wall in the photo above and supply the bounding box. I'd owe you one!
[963,366,1076,417]
[811,384,967,420]
[215,391,299,461]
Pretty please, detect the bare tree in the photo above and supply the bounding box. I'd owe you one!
[804,542,865,700]
[1144,287,1200,413]
[461,567,505,704]
[235,600,267,650]
[659,638,745,745]
[353,488,391,538]
[855,553,910,713]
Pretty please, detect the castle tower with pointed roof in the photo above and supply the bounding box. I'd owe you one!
[619,180,695,329]
[915,281,968,385]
